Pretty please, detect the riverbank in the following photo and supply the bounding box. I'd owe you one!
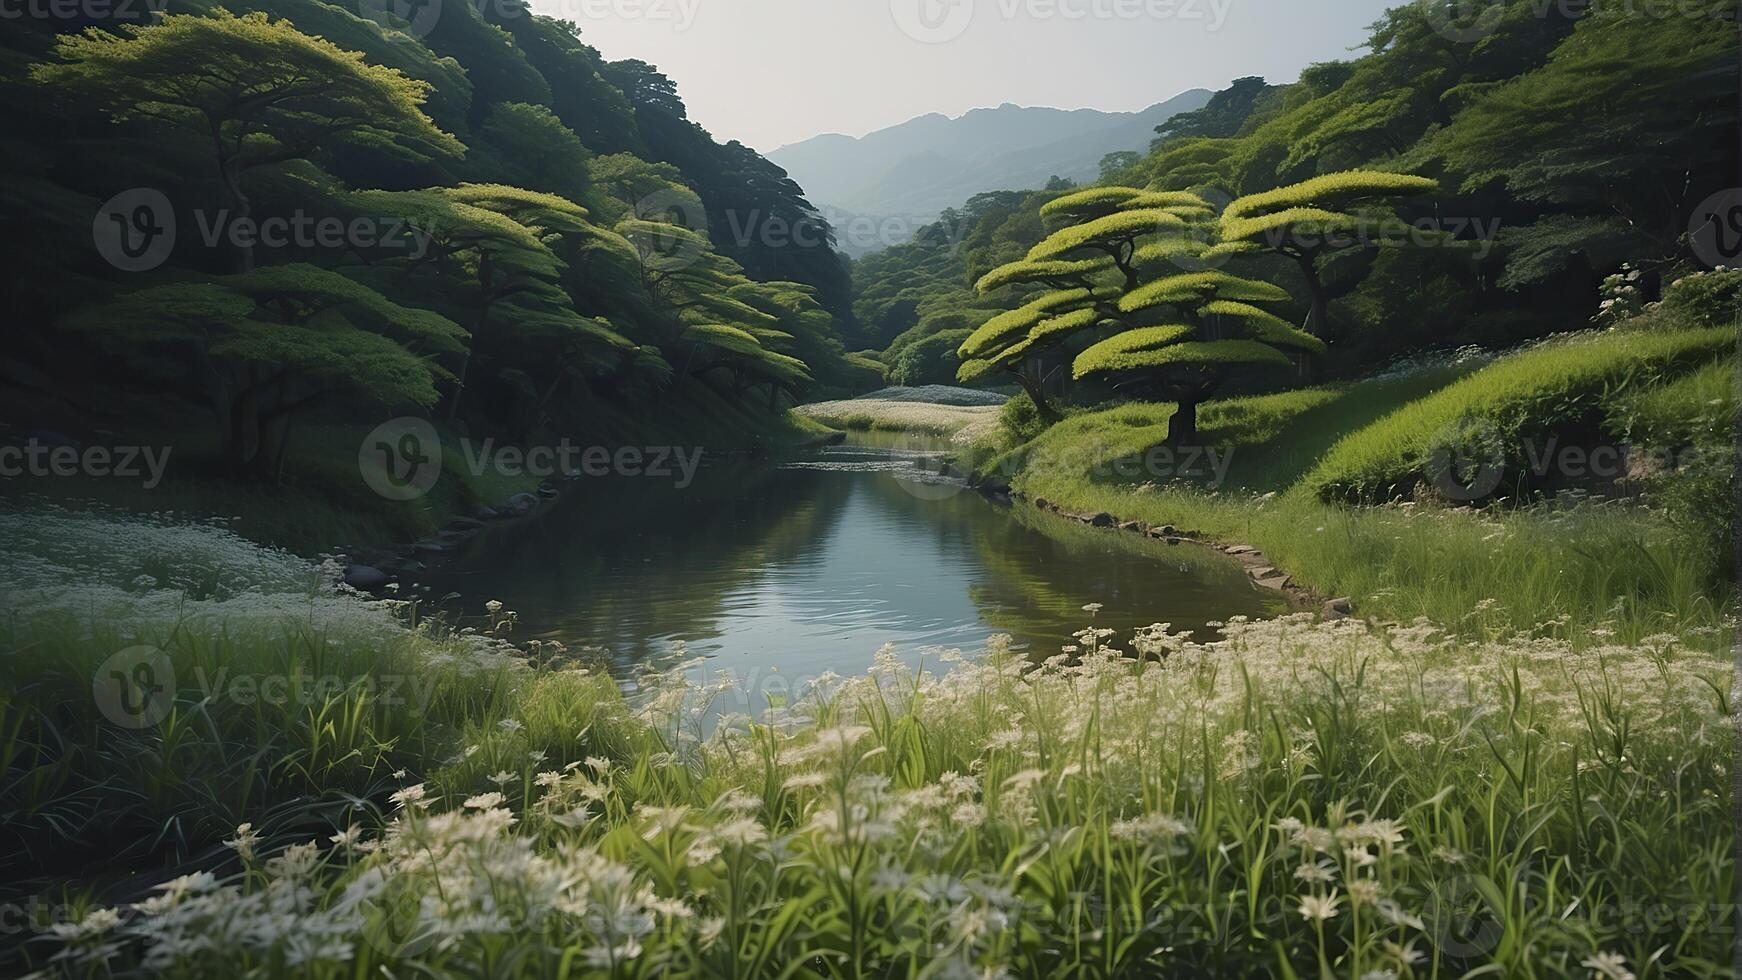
[798,323,1735,648]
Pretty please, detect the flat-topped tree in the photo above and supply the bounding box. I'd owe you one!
[33,9,463,271]
[1219,170,1437,337]
[956,187,1211,421]
[1073,270,1325,447]
[61,264,465,478]
[350,187,630,422]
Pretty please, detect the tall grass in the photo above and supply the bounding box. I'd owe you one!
[1009,472,1728,647]
[29,615,1732,979]
[1299,326,1734,502]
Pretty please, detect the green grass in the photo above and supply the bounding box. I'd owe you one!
[1298,326,1735,502]
[966,329,1735,645]
[1009,472,1726,646]
[16,573,1731,978]
[795,398,1001,436]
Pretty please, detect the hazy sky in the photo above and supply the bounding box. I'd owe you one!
[528,0,1403,151]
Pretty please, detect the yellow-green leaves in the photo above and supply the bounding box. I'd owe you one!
[1074,339,1291,379]
[975,256,1113,293]
[1027,208,1190,261]
[1221,171,1437,222]
[1119,272,1291,314]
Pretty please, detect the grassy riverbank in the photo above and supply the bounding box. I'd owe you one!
[945,324,1736,647]
[6,508,1731,979]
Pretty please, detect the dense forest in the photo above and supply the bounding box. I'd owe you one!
[1,0,880,486]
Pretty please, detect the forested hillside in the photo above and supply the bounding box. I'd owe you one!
[0,0,878,487]
[853,0,1738,387]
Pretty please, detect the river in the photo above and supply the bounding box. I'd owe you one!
[410,434,1285,701]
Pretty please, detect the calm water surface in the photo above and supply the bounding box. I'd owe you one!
[413,435,1284,691]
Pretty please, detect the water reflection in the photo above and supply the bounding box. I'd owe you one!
[411,437,1285,688]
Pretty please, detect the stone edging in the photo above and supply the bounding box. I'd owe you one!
[1016,492,1355,620]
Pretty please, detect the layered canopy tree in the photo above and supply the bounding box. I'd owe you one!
[1218,170,1437,337]
[956,186,1219,421]
[957,185,1335,444]
[33,9,463,270]
[61,264,465,477]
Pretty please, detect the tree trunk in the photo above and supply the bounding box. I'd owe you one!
[1014,369,1061,425]
[216,152,254,273]
[1296,253,1330,339]
[1167,398,1199,448]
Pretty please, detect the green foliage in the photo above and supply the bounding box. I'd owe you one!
[1434,2,1737,262]
[32,8,463,252]
[997,390,1051,443]
[888,329,972,387]
[1661,269,1742,328]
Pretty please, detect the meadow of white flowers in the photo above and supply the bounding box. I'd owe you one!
[19,501,1729,980]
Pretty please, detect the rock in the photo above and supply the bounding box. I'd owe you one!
[1250,566,1278,579]
[412,539,452,555]
[446,516,485,532]
[1088,512,1116,528]
[1256,574,1292,591]
[1158,525,1178,536]
[536,484,560,499]
[1118,521,1144,532]
[1226,544,1258,555]
[1164,537,1183,546]
[1033,498,1050,510]
[1325,597,1354,617]
[343,565,390,590]
[503,492,540,516]
[474,506,500,521]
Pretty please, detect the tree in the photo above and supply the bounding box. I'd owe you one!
[1077,269,1322,445]
[1218,170,1437,337]
[467,102,593,203]
[956,186,1216,420]
[957,185,1325,445]
[1435,4,1737,280]
[62,264,465,477]
[1098,151,1141,180]
[350,187,632,423]
[33,9,462,270]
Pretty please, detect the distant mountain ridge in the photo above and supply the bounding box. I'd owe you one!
[769,92,1213,255]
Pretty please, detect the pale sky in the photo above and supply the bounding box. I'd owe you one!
[528,0,1403,152]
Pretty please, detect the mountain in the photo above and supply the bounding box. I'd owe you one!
[769,91,1213,255]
